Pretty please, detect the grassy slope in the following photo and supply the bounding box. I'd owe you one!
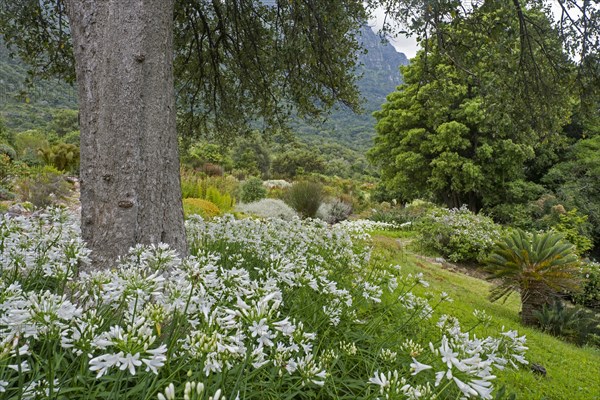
[372,233,600,400]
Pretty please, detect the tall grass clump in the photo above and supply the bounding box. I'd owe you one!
[0,208,530,399]
[180,170,235,212]
[285,181,324,218]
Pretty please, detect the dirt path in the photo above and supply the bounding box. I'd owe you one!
[395,237,493,281]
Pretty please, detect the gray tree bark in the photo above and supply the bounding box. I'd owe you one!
[65,0,187,269]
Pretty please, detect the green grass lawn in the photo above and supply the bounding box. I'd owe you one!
[372,233,600,400]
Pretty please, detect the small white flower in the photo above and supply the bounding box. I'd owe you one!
[89,353,121,378]
[410,358,433,375]
[468,379,494,399]
[143,344,167,374]
[158,383,175,400]
[119,352,142,375]
[368,371,390,388]
[453,376,478,398]
[439,336,460,369]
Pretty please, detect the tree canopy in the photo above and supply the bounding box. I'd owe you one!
[369,0,575,210]
[0,0,368,139]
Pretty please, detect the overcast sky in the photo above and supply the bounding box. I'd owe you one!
[368,9,419,59]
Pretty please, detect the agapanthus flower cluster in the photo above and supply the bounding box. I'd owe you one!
[185,215,381,325]
[0,208,90,282]
[157,381,237,400]
[0,210,529,399]
[402,315,529,399]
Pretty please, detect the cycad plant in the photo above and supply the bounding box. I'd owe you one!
[486,229,581,326]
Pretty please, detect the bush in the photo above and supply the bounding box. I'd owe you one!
[534,300,600,346]
[317,198,353,224]
[0,143,17,161]
[240,177,267,203]
[369,200,437,225]
[180,171,202,198]
[571,261,600,310]
[38,143,80,173]
[201,162,224,177]
[182,198,220,219]
[180,171,239,205]
[285,181,323,218]
[205,186,234,212]
[15,166,72,208]
[263,179,292,190]
[418,205,502,263]
[0,154,13,189]
[63,130,81,146]
[552,208,593,255]
[0,186,15,201]
[370,206,408,225]
[235,198,298,220]
[15,130,48,157]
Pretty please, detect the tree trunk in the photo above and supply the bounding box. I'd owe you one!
[66,0,187,269]
[520,281,549,326]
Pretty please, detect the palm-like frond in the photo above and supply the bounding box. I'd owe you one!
[486,229,581,304]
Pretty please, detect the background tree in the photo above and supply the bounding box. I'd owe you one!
[369,0,599,98]
[231,132,271,178]
[369,1,573,211]
[271,143,327,179]
[0,0,368,267]
[543,135,600,255]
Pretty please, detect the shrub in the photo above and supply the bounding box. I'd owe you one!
[235,198,298,220]
[63,130,81,146]
[263,179,292,190]
[38,143,80,173]
[205,175,239,198]
[180,171,202,198]
[0,186,15,201]
[0,143,17,161]
[317,198,353,224]
[202,162,224,177]
[552,208,594,255]
[180,171,238,213]
[571,261,600,310]
[534,300,600,346]
[14,129,48,157]
[182,198,221,218]
[15,166,72,208]
[205,186,234,212]
[0,154,13,188]
[370,206,404,225]
[285,181,323,218]
[417,205,502,262]
[240,177,267,203]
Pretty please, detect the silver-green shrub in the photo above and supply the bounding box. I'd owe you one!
[235,198,298,220]
[317,198,353,224]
